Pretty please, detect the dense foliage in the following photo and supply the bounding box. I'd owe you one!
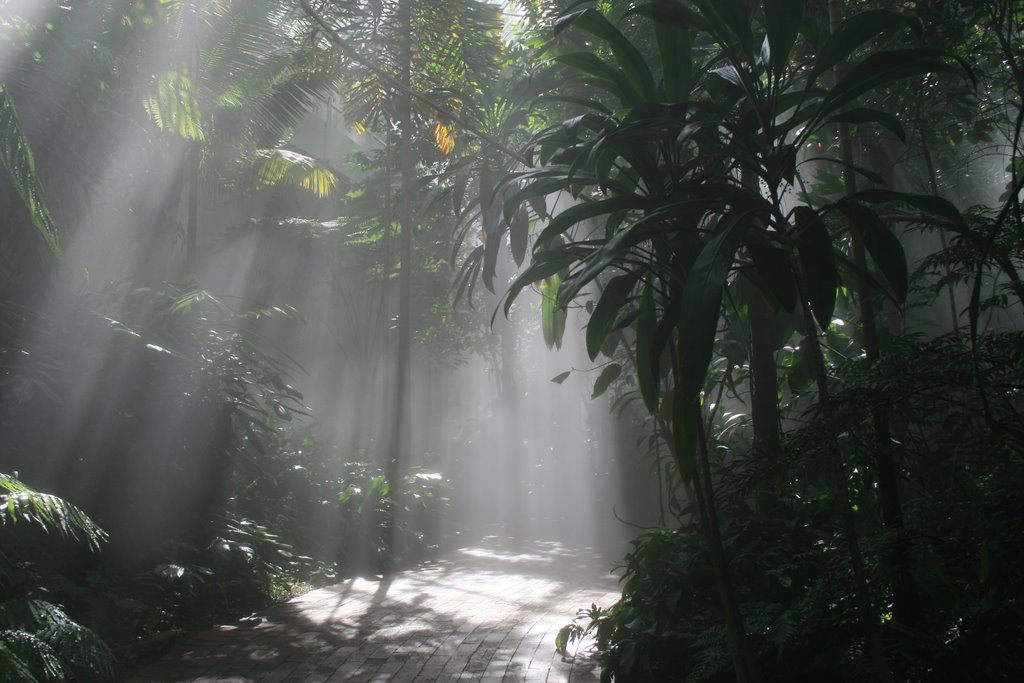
[0,0,1021,681]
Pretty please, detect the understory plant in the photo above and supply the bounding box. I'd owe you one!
[502,0,1021,681]
[0,473,114,682]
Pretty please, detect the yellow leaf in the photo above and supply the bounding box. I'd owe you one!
[434,122,455,155]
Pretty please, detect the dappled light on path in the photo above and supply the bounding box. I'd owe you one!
[126,537,620,682]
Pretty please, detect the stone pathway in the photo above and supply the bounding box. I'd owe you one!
[125,537,622,682]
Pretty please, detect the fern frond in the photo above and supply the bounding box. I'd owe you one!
[0,639,42,682]
[0,84,62,258]
[0,629,63,681]
[0,474,108,551]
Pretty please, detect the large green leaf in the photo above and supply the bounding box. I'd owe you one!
[509,204,529,266]
[693,0,755,61]
[824,107,906,143]
[587,271,641,360]
[635,282,660,413]
[0,84,62,258]
[501,252,574,319]
[851,189,970,233]
[535,196,653,250]
[807,9,921,86]
[554,8,657,101]
[816,48,961,120]
[555,52,641,105]
[833,201,908,302]
[763,0,804,75]
[793,206,839,329]
[0,473,107,551]
[677,209,754,408]
[653,13,693,101]
[539,274,567,349]
[592,363,622,398]
[746,236,797,312]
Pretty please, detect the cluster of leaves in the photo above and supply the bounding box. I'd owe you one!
[566,323,1024,681]
[499,0,1024,681]
[1,473,114,682]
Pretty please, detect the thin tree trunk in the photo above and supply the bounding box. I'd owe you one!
[742,168,781,454]
[828,0,923,631]
[795,263,892,683]
[184,5,200,275]
[692,403,759,683]
[386,0,414,558]
[672,332,758,683]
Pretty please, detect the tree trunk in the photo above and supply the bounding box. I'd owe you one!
[828,0,923,631]
[794,261,892,683]
[674,334,758,683]
[387,0,415,557]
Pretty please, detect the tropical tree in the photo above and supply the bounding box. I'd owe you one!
[498,1,971,679]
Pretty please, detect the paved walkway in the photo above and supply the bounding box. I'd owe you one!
[125,537,622,682]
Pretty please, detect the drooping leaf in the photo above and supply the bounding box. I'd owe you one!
[0,84,62,257]
[550,371,572,385]
[833,201,908,301]
[807,9,922,86]
[554,8,657,101]
[653,12,693,101]
[509,205,529,266]
[693,0,755,61]
[535,196,653,250]
[635,282,660,414]
[539,274,567,349]
[746,236,797,312]
[824,107,906,142]
[555,52,641,105]
[817,48,962,119]
[677,209,755,408]
[587,271,640,361]
[851,189,970,234]
[592,363,622,399]
[433,122,456,155]
[793,206,839,329]
[763,0,804,75]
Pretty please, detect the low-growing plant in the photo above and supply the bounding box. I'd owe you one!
[0,473,115,682]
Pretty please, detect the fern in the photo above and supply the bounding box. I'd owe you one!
[0,84,62,258]
[0,473,108,551]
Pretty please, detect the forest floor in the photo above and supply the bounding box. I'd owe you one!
[124,536,621,682]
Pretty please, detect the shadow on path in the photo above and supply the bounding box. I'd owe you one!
[124,536,622,682]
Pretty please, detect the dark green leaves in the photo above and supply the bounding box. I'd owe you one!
[592,363,622,398]
[554,9,657,102]
[833,201,908,301]
[825,107,906,143]
[677,209,754,408]
[807,9,921,86]
[794,206,838,329]
[586,272,640,361]
[763,0,804,75]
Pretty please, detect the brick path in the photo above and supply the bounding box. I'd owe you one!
[125,536,622,682]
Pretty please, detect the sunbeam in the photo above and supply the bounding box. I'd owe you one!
[2,0,1023,681]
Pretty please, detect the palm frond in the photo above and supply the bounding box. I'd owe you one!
[142,70,206,141]
[248,148,339,198]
